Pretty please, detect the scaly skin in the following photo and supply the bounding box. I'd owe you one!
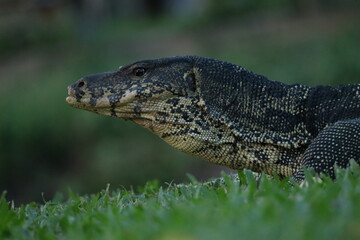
[66,56,360,181]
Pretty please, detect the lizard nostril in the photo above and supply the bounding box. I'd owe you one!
[77,81,85,88]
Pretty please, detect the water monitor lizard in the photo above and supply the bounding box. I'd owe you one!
[66,56,360,182]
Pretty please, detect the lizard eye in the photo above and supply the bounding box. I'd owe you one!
[133,68,146,77]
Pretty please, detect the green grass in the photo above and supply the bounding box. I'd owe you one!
[1,165,360,240]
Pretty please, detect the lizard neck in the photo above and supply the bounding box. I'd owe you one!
[130,95,303,177]
[194,57,313,148]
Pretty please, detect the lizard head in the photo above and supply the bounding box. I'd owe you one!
[66,56,198,120]
[66,56,235,165]
[66,56,204,134]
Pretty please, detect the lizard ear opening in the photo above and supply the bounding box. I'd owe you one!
[182,69,199,96]
[185,72,196,92]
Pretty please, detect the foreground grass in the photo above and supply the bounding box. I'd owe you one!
[1,167,360,240]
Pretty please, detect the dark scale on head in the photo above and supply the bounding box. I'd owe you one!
[165,98,180,106]
[110,107,117,117]
[157,112,169,117]
[181,113,191,122]
[254,150,269,162]
[134,105,141,115]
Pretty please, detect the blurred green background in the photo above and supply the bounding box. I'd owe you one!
[0,0,359,204]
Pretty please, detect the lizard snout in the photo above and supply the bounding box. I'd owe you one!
[67,85,77,98]
[67,77,88,96]
[66,71,117,106]
[66,77,89,105]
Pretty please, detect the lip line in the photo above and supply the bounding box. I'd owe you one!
[66,95,114,109]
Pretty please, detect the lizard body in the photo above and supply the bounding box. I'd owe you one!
[66,56,360,181]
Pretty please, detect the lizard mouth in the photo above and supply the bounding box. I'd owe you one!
[66,86,110,110]
[66,84,180,121]
[65,86,145,118]
[66,95,112,111]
